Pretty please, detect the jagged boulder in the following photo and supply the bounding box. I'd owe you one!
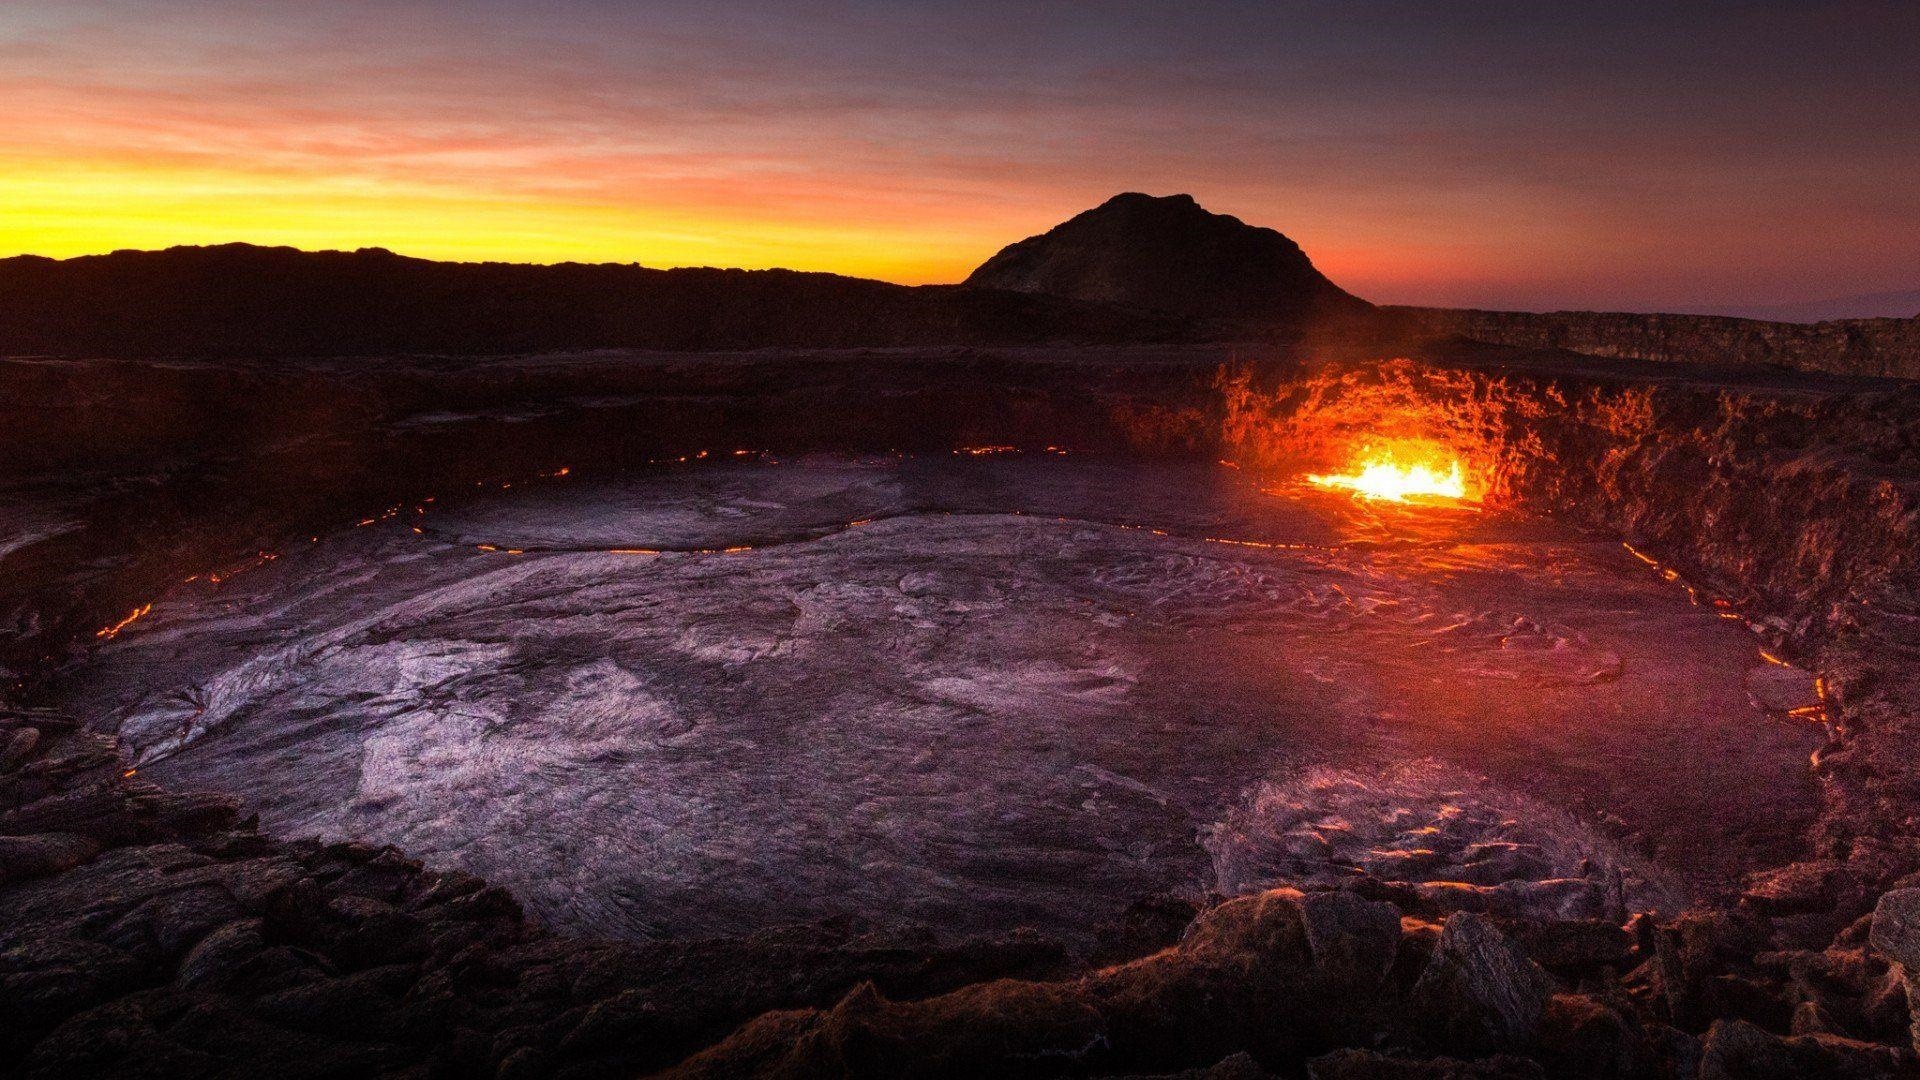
[0,832,102,885]
[1869,888,1920,1053]
[1697,1017,1911,1079]
[1869,889,1920,969]
[1409,913,1558,1054]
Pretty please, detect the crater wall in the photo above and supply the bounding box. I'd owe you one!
[1224,347,1920,891]
[1391,306,1920,380]
[9,344,1920,1077]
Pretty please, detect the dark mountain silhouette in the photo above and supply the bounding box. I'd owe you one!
[965,192,1372,328]
[0,195,1388,359]
[0,243,1186,359]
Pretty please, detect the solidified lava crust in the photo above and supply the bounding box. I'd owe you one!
[6,344,1920,1078]
[56,455,1818,943]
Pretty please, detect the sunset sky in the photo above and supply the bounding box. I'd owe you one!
[3,1,1915,311]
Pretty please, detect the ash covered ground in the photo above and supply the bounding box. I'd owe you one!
[56,454,1821,944]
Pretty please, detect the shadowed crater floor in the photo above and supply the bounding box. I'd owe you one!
[55,454,1822,944]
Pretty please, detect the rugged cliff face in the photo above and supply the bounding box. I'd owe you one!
[1391,306,1920,380]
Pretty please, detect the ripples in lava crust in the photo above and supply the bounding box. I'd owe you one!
[57,453,1822,944]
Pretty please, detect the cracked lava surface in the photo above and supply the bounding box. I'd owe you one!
[55,455,1823,944]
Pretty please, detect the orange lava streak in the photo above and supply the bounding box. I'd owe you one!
[1202,536,1313,551]
[96,603,152,640]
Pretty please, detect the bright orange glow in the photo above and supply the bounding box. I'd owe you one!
[0,73,1447,290]
[0,152,996,283]
[1308,442,1471,503]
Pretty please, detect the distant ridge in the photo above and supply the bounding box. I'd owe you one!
[1682,288,1920,323]
[11,197,1912,374]
[966,192,1372,328]
[0,242,1186,359]
[1385,305,1920,380]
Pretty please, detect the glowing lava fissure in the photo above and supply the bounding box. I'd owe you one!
[1307,441,1473,504]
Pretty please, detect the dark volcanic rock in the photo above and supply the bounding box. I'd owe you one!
[1117,1051,1273,1079]
[1869,889,1920,1054]
[1697,1017,1910,1079]
[1307,1049,1547,1079]
[1869,889,1920,970]
[0,833,102,885]
[1089,896,1203,968]
[966,192,1373,330]
[1409,913,1558,1053]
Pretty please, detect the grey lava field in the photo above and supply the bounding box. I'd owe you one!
[57,453,1820,943]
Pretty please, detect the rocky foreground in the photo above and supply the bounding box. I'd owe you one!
[5,700,1920,1078]
[8,342,1920,1077]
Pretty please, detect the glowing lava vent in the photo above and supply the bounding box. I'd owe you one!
[1307,441,1472,504]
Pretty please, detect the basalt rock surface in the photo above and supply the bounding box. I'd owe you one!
[7,344,1920,1077]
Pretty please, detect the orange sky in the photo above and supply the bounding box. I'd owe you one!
[3,2,1916,312]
